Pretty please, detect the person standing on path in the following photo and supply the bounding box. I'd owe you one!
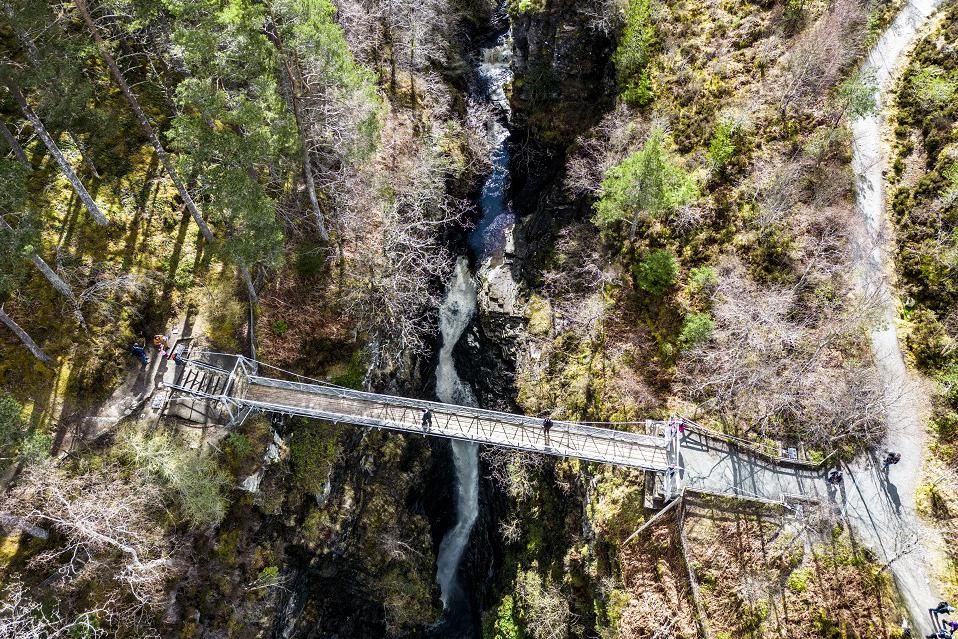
[421,408,433,434]
[543,416,553,447]
[129,341,149,366]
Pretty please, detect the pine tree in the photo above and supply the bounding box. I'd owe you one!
[3,78,108,226]
[72,0,215,243]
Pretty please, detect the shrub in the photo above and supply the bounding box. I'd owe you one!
[0,394,25,468]
[119,430,231,527]
[911,65,958,109]
[786,568,811,593]
[271,319,289,336]
[491,594,522,639]
[835,69,878,120]
[18,430,52,465]
[687,265,719,299]
[290,421,341,497]
[633,249,679,296]
[615,0,656,106]
[906,308,953,371]
[527,295,553,337]
[708,120,737,171]
[680,312,714,348]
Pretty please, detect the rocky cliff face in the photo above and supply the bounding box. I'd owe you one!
[506,2,618,287]
[510,1,616,146]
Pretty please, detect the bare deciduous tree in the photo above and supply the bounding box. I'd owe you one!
[341,119,468,367]
[565,105,645,197]
[0,580,107,639]
[3,463,176,615]
[779,0,867,115]
[516,569,580,639]
[679,251,886,448]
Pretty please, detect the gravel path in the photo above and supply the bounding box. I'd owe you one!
[849,0,951,632]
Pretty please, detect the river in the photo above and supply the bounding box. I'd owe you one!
[431,29,514,639]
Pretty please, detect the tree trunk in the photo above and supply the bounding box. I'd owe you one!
[0,217,88,329]
[263,17,330,241]
[67,131,101,179]
[73,0,215,243]
[0,121,29,168]
[238,261,257,303]
[2,0,101,178]
[0,306,52,365]
[0,513,49,540]
[5,80,108,226]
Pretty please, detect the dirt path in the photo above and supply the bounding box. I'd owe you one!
[848,0,951,632]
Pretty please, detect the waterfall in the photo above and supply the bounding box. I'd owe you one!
[432,28,514,634]
[434,258,480,610]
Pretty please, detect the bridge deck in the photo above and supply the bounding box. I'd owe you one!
[238,376,671,471]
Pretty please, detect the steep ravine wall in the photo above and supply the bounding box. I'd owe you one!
[450,3,626,635]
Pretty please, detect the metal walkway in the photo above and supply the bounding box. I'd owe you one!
[167,355,678,474]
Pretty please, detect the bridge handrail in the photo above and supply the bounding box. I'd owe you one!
[236,394,671,471]
[244,375,667,447]
[680,417,837,469]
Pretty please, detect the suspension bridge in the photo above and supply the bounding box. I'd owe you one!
[160,352,835,506]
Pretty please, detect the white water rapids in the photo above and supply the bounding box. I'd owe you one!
[433,31,515,627]
[434,258,480,609]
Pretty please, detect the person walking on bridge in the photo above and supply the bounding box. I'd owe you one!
[884,450,902,470]
[543,416,553,447]
[421,408,433,434]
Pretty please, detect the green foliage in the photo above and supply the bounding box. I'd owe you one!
[18,429,52,465]
[222,430,257,476]
[119,430,231,527]
[271,319,289,336]
[594,128,697,239]
[836,69,879,120]
[633,249,679,296]
[190,276,247,350]
[508,0,547,14]
[942,163,958,202]
[614,0,656,106]
[687,265,718,298]
[906,308,953,371]
[911,65,958,109]
[489,594,524,639]
[295,247,327,278]
[786,568,811,593]
[597,588,630,637]
[526,295,553,337]
[587,472,644,538]
[330,349,368,389]
[0,394,26,468]
[679,312,714,348]
[168,0,298,268]
[290,420,341,497]
[707,119,738,171]
[272,0,380,161]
